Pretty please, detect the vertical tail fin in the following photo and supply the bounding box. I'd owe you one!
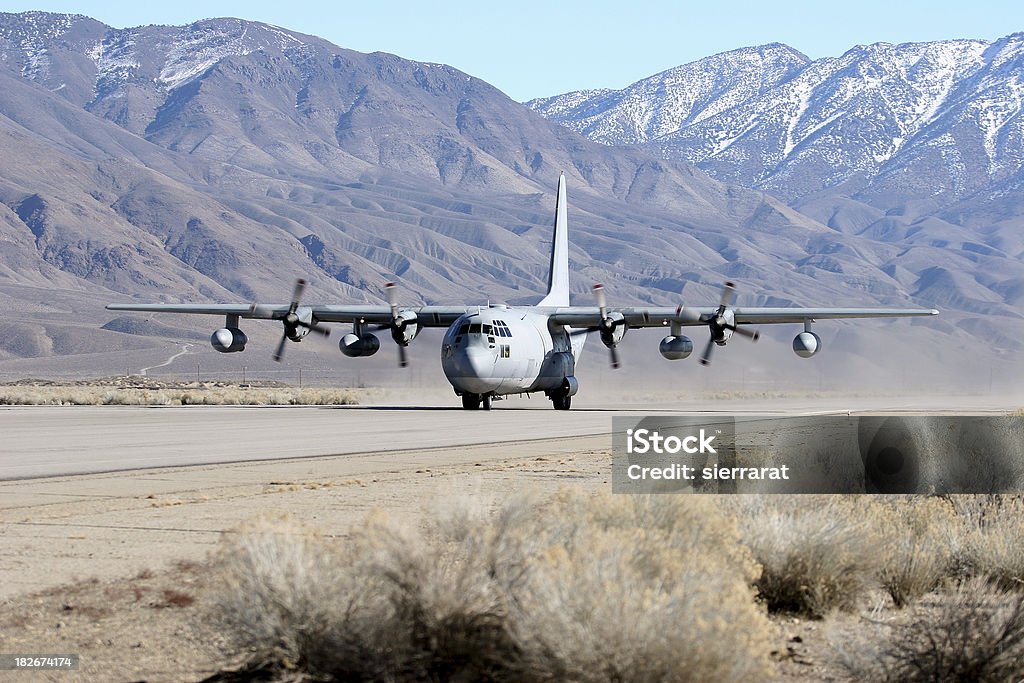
[538,172,569,307]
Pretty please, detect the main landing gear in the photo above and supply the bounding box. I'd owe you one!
[461,393,492,410]
[551,392,572,411]
[548,376,577,411]
[460,387,572,411]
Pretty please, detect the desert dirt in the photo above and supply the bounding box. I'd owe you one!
[0,442,864,683]
[3,387,1021,681]
[0,435,612,681]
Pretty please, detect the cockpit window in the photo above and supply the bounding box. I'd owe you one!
[492,320,511,337]
[458,320,512,339]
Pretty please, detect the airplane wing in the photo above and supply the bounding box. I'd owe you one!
[105,303,475,327]
[548,306,938,328]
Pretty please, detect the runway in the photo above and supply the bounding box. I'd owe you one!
[0,393,1015,479]
[0,404,616,480]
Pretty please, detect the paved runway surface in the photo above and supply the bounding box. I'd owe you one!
[1,394,1014,479]
[0,405,621,480]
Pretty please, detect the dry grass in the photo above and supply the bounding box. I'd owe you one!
[875,497,960,607]
[948,495,1024,589]
[0,385,360,406]
[728,495,1024,615]
[210,492,774,682]
[836,577,1024,682]
[729,496,886,618]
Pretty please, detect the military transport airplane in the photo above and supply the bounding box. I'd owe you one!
[107,174,938,410]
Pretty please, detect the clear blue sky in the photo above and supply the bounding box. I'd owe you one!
[6,1,1023,100]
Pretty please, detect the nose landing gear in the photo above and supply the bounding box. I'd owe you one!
[460,393,493,410]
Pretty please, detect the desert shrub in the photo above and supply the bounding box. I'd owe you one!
[729,495,885,618]
[949,495,1024,589]
[0,385,360,406]
[876,497,960,607]
[500,491,768,682]
[211,491,774,682]
[206,517,398,679]
[836,577,1024,682]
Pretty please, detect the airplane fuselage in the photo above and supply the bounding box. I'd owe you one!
[441,306,585,406]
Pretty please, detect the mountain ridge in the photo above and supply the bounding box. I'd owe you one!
[0,11,1017,379]
[527,35,1024,206]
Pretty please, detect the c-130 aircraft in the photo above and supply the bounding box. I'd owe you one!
[108,174,937,410]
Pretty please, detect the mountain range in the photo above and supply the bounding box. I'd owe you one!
[529,38,1024,326]
[0,12,1019,385]
[527,37,1024,205]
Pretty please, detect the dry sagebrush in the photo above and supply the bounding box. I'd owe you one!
[728,496,887,618]
[837,577,1024,682]
[948,495,1024,589]
[210,492,774,682]
[875,497,960,607]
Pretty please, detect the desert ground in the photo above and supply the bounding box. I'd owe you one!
[1,384,1022,681]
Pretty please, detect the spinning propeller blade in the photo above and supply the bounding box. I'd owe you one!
[271,278,329,362]
[386,282,410,367]
[592,283,621,369]
[697,282,758,367]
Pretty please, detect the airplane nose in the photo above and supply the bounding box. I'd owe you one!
[446,346,497,393]
[460,347,493,378]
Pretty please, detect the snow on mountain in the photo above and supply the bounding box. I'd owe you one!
[0,11,84,81]
[527,36,1024,205]
[0,13,317,112]
[88,29,140,98]
[82,18,309,95]
[527,44,809,146]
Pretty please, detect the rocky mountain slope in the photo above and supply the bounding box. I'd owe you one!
[0,12,1015,381]
[529,37,1024,350]
[528,36,1024,205]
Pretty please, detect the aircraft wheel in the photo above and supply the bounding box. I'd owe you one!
[482,394,492,411]
[552,393,571,410]
[462,393,480,410]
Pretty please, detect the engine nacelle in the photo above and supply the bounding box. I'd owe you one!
[659,335,694,360]
[285,306,316,342]
[599,312,627,347]
[793,331,822,358]
[391,311,419,346]
[211,327,247,353]
[339,333,381,358]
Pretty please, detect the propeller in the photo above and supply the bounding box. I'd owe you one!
[384,282,419,368]
[385,283,409,368]
[593,283,622,369]
[265,278,330,363]
[719,281,737,308]
[698,336,717,367]
[697,281,759,367]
